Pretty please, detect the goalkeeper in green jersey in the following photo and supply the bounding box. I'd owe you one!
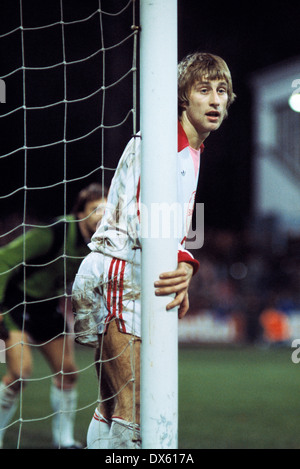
[0,183,107,449]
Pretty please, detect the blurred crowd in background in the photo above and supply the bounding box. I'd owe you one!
[189,224,300,345]
[1,213,300,346]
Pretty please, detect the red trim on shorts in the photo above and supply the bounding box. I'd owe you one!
[107,258,115,312]
[105,258,116,326]
[118,260,126,333]
[105,257,127,333]
[112,259,120,318]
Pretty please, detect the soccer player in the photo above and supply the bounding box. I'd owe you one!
[0,183,107,449]
[72,52,236,449]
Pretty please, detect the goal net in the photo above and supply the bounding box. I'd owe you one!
[0,0,140,449]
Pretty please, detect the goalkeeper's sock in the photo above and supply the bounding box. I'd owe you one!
[0,382,19,449]
[50,384,81,449]
[109,416,141,450]
[86,408,111,449]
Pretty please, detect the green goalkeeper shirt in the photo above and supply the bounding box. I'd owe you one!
[0,215,90,307]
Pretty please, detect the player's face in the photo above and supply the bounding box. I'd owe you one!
[183,78,229,139]
[80,198,106,237]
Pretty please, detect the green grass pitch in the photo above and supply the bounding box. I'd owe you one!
[1,344,299,449]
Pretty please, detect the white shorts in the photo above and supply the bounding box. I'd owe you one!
[72,251,141,347]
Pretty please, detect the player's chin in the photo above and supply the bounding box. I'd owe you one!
[209,121,222,132]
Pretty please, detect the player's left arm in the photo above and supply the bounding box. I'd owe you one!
[154,262,194,318]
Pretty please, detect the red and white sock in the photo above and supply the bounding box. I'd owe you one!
[86,408,111,449]
[109,416,141,449]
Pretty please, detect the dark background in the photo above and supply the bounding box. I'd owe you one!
[178,1,300,231]
[1,0,300,231]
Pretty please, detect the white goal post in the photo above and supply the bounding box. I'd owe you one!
[0,0,180,449]
[140,0,179,449]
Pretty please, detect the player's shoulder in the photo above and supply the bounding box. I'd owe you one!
[119,133,141,169]
[125,132,142,155]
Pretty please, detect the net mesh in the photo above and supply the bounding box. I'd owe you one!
[0,0,139,449]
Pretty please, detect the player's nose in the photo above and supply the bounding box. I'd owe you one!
[210,89,220,106]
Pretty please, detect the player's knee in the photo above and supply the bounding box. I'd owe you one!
[9,380,23,393]
[3,369,31,393]
[12,358,33,381]
[54,366,79,389]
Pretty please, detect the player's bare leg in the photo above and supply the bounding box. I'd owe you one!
[86,347,114,449]
[40,336,78,389]
[0,330,32,448]
[100,319,140,423]
[94,346,114,418]
[99,319,141,449]
[40,337,81,448]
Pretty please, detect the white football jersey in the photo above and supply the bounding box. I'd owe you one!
[88,122,202,273]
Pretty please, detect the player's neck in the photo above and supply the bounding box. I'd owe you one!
[180,114,209,149]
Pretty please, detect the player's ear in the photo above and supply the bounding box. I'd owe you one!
[179,100,188,117]
[77,210,85,221]
[181,99,189,110]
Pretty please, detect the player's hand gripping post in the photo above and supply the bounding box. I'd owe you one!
[154,262,194,318]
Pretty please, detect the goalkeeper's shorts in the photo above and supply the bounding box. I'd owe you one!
[72,251,141,347]
[1,296,68,343]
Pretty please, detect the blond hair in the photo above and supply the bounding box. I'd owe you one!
[178,52,236,116]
